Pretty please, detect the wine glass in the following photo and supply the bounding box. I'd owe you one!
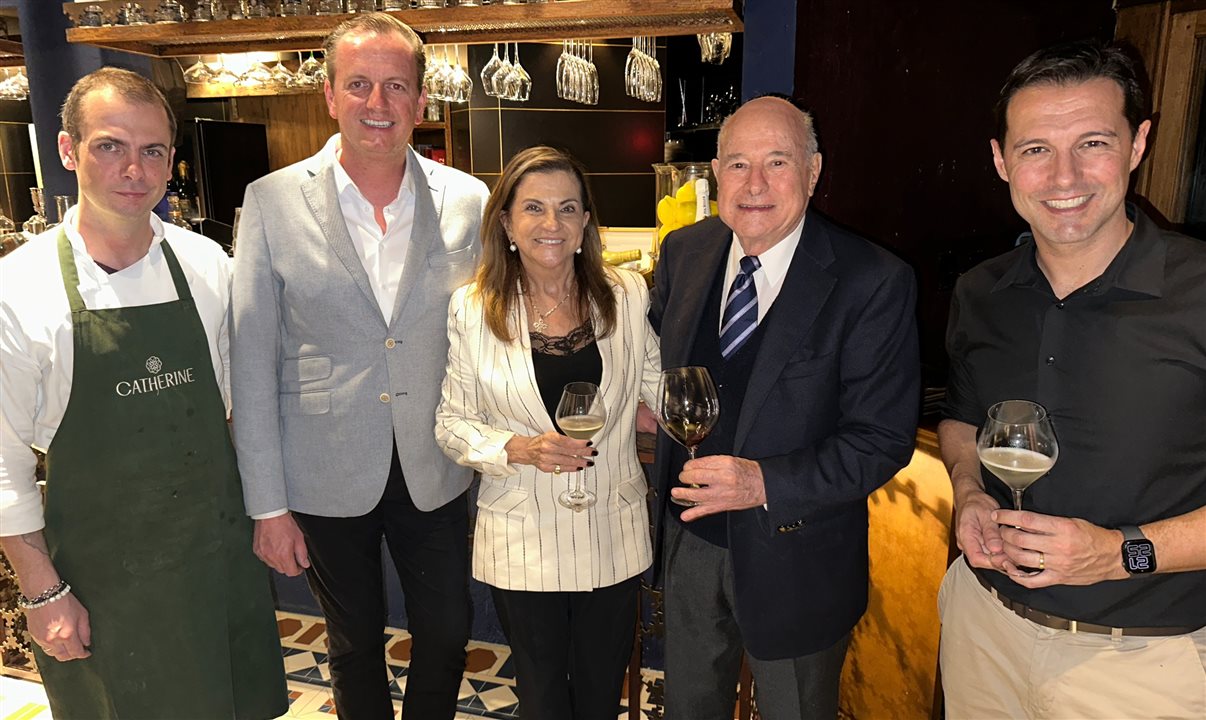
[492,42,514,99]
[656,366,720,507]
[481,43,503,98]
[509,43,531,102]
[554,382,607,512]
[976,399,1058,512]
[181,58,212,84]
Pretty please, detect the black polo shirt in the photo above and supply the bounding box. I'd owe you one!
[942,205,1206,628]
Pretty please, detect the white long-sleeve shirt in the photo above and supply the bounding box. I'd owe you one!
[0,209,232,536]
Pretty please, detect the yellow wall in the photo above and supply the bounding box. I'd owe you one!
[841,432,952,719]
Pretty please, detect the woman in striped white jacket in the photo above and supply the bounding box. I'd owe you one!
[436,146,660,720]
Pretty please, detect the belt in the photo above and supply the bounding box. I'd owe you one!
[972,568,1199,638]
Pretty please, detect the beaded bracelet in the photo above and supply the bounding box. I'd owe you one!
[17,580,71,610]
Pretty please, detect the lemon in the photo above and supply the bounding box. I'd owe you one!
[657,195,677,225]
[674,181,696,203]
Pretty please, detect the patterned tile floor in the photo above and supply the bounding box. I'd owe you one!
[0,611,663,720]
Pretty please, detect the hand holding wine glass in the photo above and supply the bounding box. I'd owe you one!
[555,382,606,512]
[656,367,720,507]
[977,399,1058,512]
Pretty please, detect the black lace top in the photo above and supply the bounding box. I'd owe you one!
[531,320,603,425]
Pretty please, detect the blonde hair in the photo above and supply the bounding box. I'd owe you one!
[323,12,425,84]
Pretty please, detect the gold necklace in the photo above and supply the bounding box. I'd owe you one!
[525,285,572,334]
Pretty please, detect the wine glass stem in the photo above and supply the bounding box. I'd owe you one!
[687,446,697,460]
[1012,489,1024,511]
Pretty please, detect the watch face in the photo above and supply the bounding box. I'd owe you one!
[1123,540,1157,574]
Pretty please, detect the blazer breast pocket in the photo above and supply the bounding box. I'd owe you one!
[279,390,330,416]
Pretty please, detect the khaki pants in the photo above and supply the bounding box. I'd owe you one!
[938,557,1206,719]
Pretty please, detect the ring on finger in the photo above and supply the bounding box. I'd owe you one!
[553,464,562,475]
[1038,551,1045,571]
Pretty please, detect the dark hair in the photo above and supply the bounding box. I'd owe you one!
[61,67,176,144]
[995,40,1146,144]
[473,146,617,343]
[323,12,425,85]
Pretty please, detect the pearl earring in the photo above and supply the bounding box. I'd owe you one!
[509,242,517,252]
[575,247,582,254]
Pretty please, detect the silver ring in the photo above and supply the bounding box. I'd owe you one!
[1038,551,1045,571]
[553,464,562,475]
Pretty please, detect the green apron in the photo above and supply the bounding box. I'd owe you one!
[33,230,287,719]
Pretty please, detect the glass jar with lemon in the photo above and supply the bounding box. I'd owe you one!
[652,162,718,260]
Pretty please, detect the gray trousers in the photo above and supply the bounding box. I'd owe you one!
[662,518,850,720]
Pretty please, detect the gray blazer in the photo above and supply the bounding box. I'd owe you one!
[231,145,489,517]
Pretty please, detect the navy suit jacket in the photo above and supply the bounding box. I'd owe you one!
[649,212,920,660]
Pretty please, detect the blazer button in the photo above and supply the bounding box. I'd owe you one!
[385,338,396,349]
[379,393,391,403]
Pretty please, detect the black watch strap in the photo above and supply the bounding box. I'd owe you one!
[1119,525,1145,543]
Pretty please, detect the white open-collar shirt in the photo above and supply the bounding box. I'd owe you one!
[323,134,417,322]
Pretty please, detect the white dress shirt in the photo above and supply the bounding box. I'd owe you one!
[323,134,417,322]
[720,214,806,332]
[0,208,232,536]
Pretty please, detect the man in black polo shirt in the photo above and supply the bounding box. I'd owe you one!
[938,41,1206,718]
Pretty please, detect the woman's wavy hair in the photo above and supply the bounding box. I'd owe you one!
[474,145,616,343]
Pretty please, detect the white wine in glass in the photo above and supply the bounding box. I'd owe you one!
[976,399,1058,511]
[555,382,606,512]
[656,366,720,507]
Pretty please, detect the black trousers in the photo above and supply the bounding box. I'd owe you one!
[294,449,470,720]
[492,577,640,720]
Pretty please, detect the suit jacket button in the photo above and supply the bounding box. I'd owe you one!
[385,338,396,349]
[379,393,391,403]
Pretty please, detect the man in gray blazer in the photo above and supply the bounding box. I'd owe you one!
[230,13,489,720]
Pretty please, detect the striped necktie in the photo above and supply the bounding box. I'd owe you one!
[719,255,761,359]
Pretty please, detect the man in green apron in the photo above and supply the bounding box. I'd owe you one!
[0,68,287,718]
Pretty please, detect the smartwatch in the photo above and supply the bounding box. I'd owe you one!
[1119,525,1157,575]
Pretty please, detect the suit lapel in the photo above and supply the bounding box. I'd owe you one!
[301,161,382,322]
[663,222,731,369]
[734,212,837,451]
[389,150,441,328]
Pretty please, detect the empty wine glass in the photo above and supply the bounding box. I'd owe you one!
[509,43,531,102]
[656,366,720,507]
[977,400,1058,512]
[295,51,324,88]
[207,54,239,85]
[481,43,503,98]
[448,45,472,103]
[181,57,212,84]
[555,382,607,512]
[492,42,514,98]
[268,60,295,88]
[238,59,273,88]
[586,42,598,105]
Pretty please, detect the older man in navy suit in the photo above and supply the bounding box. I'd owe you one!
[649,96,920,719]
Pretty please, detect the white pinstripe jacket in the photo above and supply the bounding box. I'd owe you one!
[435,268,661,591]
